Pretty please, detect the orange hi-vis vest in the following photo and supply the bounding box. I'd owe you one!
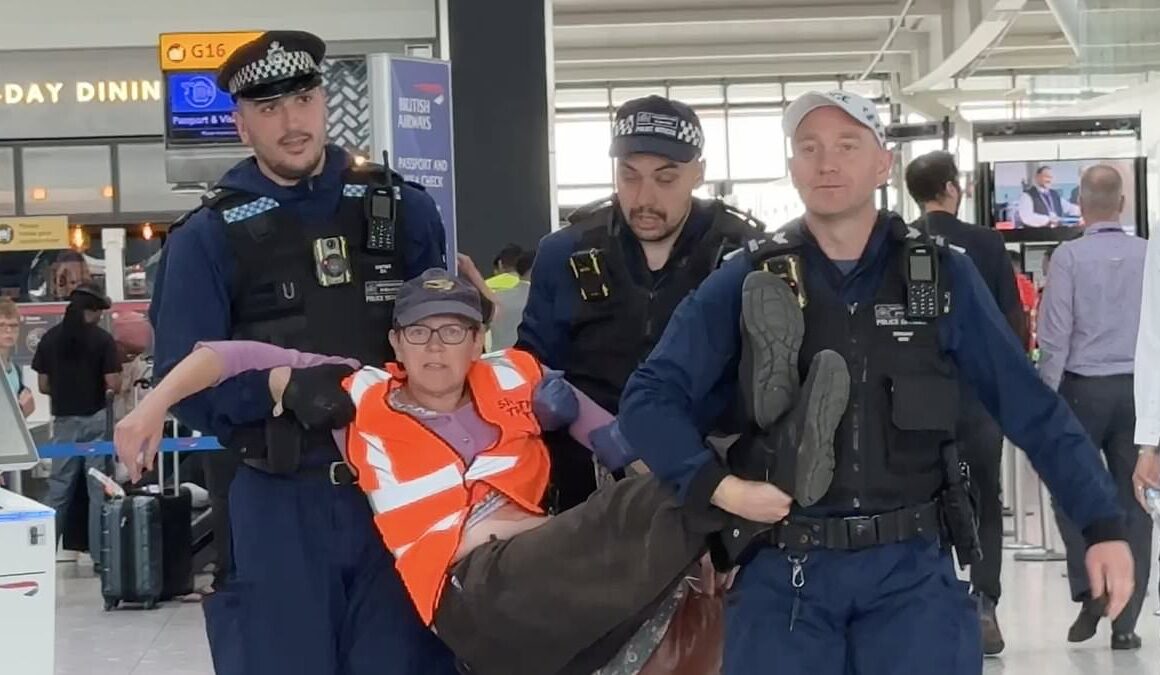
[343,348,551,625]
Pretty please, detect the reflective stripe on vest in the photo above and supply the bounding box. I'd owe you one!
[343,348,551,624]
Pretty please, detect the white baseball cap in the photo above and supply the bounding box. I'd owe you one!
[782,90,886,147]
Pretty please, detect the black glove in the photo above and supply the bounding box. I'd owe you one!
[281,364,357,430]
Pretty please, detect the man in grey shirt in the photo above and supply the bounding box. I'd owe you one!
[1038,164,1149,650]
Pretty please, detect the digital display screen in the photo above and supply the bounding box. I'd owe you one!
[909,254,933,282]
[165,71,239,144]
[990,158,1138,236]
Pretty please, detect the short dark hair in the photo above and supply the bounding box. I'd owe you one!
[905,151,959,205]
[515,250,536,277]
[1035,165,1052,176]
[493,244,523,270]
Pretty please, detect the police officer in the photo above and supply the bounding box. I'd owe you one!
[619,90,1134,674]
[905,150,1027,655]
[518,95,764,510]
[135,31,455,675]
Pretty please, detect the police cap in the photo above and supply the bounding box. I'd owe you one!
[610,95,705,163]
[217,30,326,101]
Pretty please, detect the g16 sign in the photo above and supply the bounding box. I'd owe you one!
[159,32,263,72]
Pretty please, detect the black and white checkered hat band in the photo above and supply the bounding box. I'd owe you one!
[229,50,317,94]
[613,114,704,150]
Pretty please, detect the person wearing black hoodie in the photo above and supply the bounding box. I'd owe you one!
[32,282,121,570]
[144,31,454,675]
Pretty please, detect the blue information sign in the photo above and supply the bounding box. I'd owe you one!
[165,71,239,144]
[388,57,457,259]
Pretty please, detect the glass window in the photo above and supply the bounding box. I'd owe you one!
[0,148,14,216]
[699,110,729,182]
[117,143,200,213]
[556,87,610,110]
[840,79,884,99]
[611,86,665,106]
[726,82,782,104]
[668,84,723,106]
[732,181,804,228]
[558,186,612,209]
[555,113,613,186]
[728,109,785,180]
[23,145,112,215]
[784,81,839,100]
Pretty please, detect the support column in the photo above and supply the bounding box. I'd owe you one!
[101,227,125,302]
[445,0,554,264]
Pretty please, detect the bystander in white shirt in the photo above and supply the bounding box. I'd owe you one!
[1135,237,1160,449]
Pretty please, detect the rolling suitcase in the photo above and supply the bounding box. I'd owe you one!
[100,495,164,610]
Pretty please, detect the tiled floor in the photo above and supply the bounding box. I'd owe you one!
[54,551,1160,675]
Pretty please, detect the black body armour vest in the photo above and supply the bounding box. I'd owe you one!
[180,165,408,453]
[752,221,960,514]
[563,198,764,412]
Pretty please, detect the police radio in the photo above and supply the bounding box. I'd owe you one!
[569,248,610,301]
[904,242,939,320]
[364,151,400,254]
[761,254,807,308]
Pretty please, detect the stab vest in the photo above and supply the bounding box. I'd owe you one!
[343,349,551,625]
[563,198,764,412]
[173,164,411,455]
[751,218,960,514]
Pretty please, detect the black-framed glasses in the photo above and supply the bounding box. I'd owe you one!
[400,323,474,346]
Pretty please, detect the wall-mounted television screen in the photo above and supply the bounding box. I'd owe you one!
[990,158,1139,236]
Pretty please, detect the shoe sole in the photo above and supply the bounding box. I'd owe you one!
[794,350,849,507]
[740,271,804,429]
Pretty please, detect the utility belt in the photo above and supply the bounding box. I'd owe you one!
[231,420,358,486]
[769,501,942,552]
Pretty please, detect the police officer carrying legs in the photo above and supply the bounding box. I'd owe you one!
[620,90,1135,674]
[131,31,456,675]
[519,95,764,510]
[905,150,1030,656]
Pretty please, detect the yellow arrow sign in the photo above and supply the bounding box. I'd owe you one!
[159,31,263,72]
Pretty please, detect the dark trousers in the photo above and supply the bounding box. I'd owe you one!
[203,450,242,589]
[957,399,1004,604]
[724,538,981,674]
[433,476,719,675]
[545,431,599,512]
[1053,373,1151,633]
[203,466,457,675]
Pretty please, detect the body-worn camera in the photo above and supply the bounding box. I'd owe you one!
[313,236,352,287]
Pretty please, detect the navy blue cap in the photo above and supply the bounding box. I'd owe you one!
[394,269,483,327]
[217,31,326,100]
[610,95,705,163]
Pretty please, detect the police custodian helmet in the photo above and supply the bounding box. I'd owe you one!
[216,30,326,101]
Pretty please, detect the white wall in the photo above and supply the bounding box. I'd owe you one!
[0,0,437,51]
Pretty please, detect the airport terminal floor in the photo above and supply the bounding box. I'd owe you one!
[54,550,1160,675]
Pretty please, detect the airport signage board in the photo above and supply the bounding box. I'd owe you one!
[386,57,456,257]
[0,217,70,253]
[159,32,263,72]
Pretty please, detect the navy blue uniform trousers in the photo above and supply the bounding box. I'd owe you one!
[203,465,457,675]
[724,537,982,675]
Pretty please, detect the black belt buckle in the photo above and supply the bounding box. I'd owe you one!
[328,461,356,486]
[844,515,880,549]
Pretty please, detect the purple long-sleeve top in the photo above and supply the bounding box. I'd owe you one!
[1037,224,1148,390]
[196,341,616,466]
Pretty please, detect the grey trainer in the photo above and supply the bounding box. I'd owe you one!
[739,270,804,429]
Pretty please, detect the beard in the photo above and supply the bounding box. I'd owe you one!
[627,206,683,243]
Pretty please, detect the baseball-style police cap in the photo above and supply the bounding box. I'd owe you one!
[217,30,326,101]
[394,269,484,327]
[610,95,705,163]
[782,90,886,147]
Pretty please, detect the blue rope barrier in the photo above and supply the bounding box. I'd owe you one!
[36,437,223,459]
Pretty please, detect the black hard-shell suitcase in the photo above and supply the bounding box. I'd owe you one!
[100,495,164,610]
